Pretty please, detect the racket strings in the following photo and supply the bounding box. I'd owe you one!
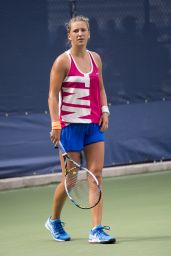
[65,167,78,191]
[88,174,101,208]
[65,167,101,209]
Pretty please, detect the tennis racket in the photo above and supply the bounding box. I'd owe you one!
[57,141,102,210]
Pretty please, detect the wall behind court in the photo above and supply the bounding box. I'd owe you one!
[0,0,171,178]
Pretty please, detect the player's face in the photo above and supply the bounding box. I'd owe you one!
[68,21,90,47]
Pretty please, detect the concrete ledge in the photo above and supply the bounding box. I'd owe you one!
[0,161,171,191]
[102,160,171,177]
[0,173,60,191]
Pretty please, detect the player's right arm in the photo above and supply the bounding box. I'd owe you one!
[48,53,69,145]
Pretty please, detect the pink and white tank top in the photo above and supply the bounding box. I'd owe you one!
[59,50,101,127]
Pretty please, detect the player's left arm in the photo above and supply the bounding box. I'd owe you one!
[92,52,109,132]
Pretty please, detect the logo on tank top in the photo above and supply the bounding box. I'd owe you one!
[61,74,91,123]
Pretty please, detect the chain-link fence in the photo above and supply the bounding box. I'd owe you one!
[1,0,171,113]
[47,0,171,104]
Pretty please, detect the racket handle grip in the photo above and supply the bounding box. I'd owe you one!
[58,141,66,154]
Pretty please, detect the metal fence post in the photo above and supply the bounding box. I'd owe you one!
[69,0,77,18]
[144,0,150,27]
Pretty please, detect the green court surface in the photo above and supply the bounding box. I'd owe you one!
[0,170,171,256]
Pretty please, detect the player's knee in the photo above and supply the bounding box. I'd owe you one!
[91,167,102,183]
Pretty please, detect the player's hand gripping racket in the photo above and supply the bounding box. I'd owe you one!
[57,141,102,210]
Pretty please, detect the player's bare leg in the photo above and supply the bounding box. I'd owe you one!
[84,142,116,244]
[52,152,80,219]
[51,154,67,220]
[84,141,104,227]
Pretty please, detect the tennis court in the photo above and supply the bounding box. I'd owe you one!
[0,170,171,256]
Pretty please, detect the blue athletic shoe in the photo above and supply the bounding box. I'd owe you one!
[45,217,71,241]
[88,225,116,244]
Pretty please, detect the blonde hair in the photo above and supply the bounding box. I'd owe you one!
[66,16,90,34]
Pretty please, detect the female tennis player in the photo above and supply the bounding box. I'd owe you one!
[45,16,116,244]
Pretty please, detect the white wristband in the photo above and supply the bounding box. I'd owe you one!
[101,105,110,115]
